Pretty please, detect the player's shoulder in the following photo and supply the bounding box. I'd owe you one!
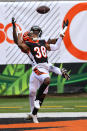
[23,31,33,45]
[23,31,30,41]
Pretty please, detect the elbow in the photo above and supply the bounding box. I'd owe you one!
[18,43,22,48]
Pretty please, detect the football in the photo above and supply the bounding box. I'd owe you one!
[36,6,50,14]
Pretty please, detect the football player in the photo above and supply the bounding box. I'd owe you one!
[12,18,70,123]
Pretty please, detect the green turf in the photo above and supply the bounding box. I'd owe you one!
[0,95,87,113]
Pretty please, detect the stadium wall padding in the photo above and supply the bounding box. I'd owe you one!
[0,63,87,96]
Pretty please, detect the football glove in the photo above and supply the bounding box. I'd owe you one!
[12,17,16,28]
[63,19,69,29]
[61,68,70,80]
[60,19,69,37]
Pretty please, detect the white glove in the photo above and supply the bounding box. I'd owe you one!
[61,68,70,80]
[60,19,69,37]
[60,26,67,37]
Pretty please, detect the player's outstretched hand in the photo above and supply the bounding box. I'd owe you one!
[61,68,70,80]
[12,17,16,28]
[60,19,69,37]
[63,19,69,29]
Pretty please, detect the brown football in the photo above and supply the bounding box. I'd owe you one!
[36,6,50,14]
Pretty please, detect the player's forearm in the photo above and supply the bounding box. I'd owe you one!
[49,65,62,75]
[47,38,58,44]
[17,34,30,53]
[12,17,18,44]
[13,26,18,44]
[50,37,62,51]
[17,33,23,47]
[48,22,68,51]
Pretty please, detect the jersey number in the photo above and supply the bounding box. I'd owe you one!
[34,46,47,58]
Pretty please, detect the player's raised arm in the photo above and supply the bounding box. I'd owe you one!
[47,38,58,44]
[17,26,30,53]
[12,18,30,53]
[12,17,18,44]
[46,19,69,51]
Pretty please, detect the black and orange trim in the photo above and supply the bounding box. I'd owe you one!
[33,68,47,75]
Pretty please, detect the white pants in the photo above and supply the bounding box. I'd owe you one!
[29,64,50,112]
[29,63,62,112]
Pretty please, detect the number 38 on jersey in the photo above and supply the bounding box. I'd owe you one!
[34,46,47,58]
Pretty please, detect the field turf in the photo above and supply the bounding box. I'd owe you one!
[0,95,87,113]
